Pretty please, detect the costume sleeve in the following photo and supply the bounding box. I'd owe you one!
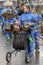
[19,14,25,25]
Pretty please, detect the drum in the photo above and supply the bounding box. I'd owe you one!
[13,20,20,32]
[5,22,11,32]
[23,22,31,31]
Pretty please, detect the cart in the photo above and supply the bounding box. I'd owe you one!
[6,22,34,63]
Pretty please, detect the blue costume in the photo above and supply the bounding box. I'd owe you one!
[19,12,35,57]
[34,14,41,50]
[1,17,5,33]
[1,8,7,33]
[31,5,41,51]
[5,19,14,40]
[5,7,19,40]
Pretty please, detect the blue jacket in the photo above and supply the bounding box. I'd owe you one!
[19,12,35,25]
[19,12,41,31]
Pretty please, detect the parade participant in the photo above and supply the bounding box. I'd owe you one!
[17,2,25,16]
[1,7,7,33]
[31,6,41,53]
[6,4,21,41]
[19,2,36,63]
[16,1,27,16]
[4,3,14,40]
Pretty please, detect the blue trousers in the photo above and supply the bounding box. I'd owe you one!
[34,31,40,50]
[1,22,5,32]
[31,29,40,49]
[6,32,11,40]
[25,30,34,57]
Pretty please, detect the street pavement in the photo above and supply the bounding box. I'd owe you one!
[0,30,43,65]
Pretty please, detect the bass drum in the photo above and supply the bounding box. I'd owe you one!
[13,32,27,50]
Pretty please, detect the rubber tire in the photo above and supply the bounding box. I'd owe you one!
[25,54,30,63]
[6,52,11,63]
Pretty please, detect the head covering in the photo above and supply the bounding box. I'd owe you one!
[25,2,30,7]
[24,2,31,9]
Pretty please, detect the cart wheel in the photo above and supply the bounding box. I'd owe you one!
[25,54,30,63]
[6,52,11,63]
